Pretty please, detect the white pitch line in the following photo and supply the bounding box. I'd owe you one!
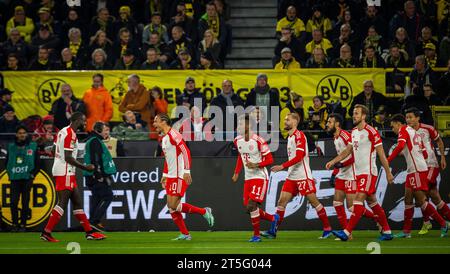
[0,246,450,250]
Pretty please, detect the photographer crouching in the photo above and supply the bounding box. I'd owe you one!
[83,122,117,232]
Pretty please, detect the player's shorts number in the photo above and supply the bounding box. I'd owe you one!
[359,178,365,187]
[251,185,262,196]
[409,176,416,187]
[171,182,177,191]
[345,180,352,189]
[298,180,306,190]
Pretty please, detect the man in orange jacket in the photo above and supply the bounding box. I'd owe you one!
[83,73,113,132]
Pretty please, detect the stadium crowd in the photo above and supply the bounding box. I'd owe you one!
[0,0,232,70]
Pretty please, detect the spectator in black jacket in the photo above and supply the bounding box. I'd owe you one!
[2,28,31,67]
[385,43,410,68]
[60,8,87,45]
[140,48,168,70]
[0,105,21,141]
[359,45,385,68]
[164,26,196,64]
[176,77,207,112]
[57,48,81,70]
[359,5,387,40]
[30,24,60,61]
[49,83,86,130]
[423,84,443,106]
[389,1,424,42]
[409,55,438,95]
[273,27,304,66]
[197,1,227,45]
[28,46,58,70]
[88,8,115,41]
[209,79,244,138]
[349,80,388,123]
[85,48,112,70]
[4,53,25,71]
[111,27,141,64]
[170,48,196,69]
[168,2,196,42]
[331,44,357,68]
[63,27,87,64]
[305,47,329,68]
[244,74,280,123]
[401,87,434,125]
[113,48,141,70]
[113,6,139,43]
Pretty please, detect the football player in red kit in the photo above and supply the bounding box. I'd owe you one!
[326,104,394,241]
[325,114,379,238]
[268,113,332,239]
[232,115,278,242]
[154,114,214,240]
[40,112,106,242]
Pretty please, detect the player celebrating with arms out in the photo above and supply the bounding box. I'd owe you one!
[269,113,332,239]
[40,112,106,242]
[326,104,394,241]
[232,114,278,242]
[154,113,214,241]
[405,108,450,235]
[388,114,448,238]
[325,114,379,236]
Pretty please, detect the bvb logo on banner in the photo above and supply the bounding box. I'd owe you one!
[37,78,67,112]
[0,170,56,227]
[315,74,353,107]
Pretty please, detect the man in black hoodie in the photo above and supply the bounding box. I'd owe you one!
[5,125,40,231]
[49,83,86,130]
[210,79,244,138]
[0,105,21,141]
[245,73,280,123]
[176,77,207,112]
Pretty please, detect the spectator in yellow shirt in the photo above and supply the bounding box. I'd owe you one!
[274,47,301,70]
[306,5,332,38]
[305,29,333,57]
[276,6,306,41]
[6,6,35,44]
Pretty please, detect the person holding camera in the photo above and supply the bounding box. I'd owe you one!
[83,121,117,232]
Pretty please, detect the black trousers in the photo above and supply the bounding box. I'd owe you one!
[87,177,113,225]
[10,179,33,226]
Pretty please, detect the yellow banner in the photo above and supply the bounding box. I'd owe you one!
[2,69,385,121]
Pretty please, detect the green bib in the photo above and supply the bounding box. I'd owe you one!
[6,142,37,180]
[83,136,117,176]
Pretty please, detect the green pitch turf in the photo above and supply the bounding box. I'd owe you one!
[0,231,449,254]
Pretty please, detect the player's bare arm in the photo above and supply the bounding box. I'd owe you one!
[326,144,352,169]
[271,165,284,172]
[375,145,394,184]
[160,176,167,188]
[64,150,94,171]
[184,172,192,185]
[436,136,447,170]
[232,173,239,183]
[246,162,259,169]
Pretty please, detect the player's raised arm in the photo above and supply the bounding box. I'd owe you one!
[326,144,352,170]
